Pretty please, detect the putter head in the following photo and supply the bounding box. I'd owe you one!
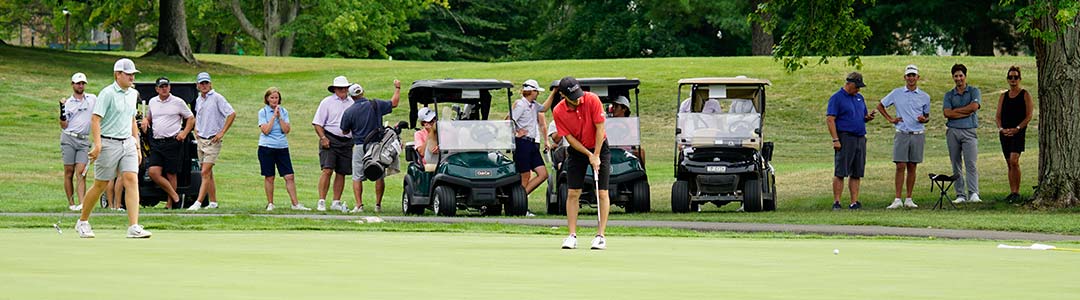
[52,223,63,235]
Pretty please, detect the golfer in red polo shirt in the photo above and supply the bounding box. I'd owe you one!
[542,76,610,250]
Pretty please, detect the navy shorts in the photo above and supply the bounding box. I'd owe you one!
[565,140,611,190]
[514,137,545,173]
[258,146,295,177]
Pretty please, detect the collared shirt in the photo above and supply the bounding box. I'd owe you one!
[93,82,138,138]
[679,98,723,113]
[340,97,393,145]
[825,88,868,136]
[512,97,541,140]
[195,89,236,138]
[548,120,568,147]
[880,86,931,132]
[943,86,981,129]
[311,94,354,138]
[553,91,606,149]
[258,105,291,149]
[148,94,193,139]
[63,93,97,135]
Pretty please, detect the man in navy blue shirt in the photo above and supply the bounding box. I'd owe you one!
[340,80,401,213]
[826,72,876,210]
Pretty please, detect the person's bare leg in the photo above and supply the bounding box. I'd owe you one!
[597,189,610,236]
[105,180,116,209]
[849,178,861,205]
[207,167,217,203]
[80,180,111,221]
[121,172,140,225]
[111,179,123,209]
[375,179,385,207]
[566,189,581,235]
[832,176,844,203]
[197,163,214,203]
[352,180,363,208]
[905,163,918,199]
[284,174,299,206]
[318,169,332,200]
[264,176,275,206]
[894,163,905,199]
[520,173,532,189]
[148,166,179,208]
[167,173,178,207]
[525,167,548,194]
[1007,153,1021,194]
[74,163,87,205]
[332,173,345,202]
[64,164,76,206]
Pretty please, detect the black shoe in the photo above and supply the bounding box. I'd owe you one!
[848,201,862,210]
[832,202,842,211]
[1005,193,1020,203]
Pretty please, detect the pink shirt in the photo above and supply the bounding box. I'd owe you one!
[414,129,431,164]
[311,94,354,137]
[148,94,193,138]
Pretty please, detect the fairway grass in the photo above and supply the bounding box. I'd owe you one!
[2,229,1078,300]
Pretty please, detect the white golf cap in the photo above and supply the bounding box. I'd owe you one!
[522,79,544,92]
[328,76,350,93]
[613,95,630,109]
[196,72,212,83]
[905,64,919,75]
[348,83,364,96]
[113,58,139,74]
[418,107,437,123]
[71,72,87,83]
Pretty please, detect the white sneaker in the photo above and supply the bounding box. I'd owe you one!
[74,204,82,210]
[886,199,903,209]
[561,235,577,249]
[266,203,275,211]
[968,193,982,203]
[68,205,78,211]
[207,202,219,209]
[316,199,326,211]
[330,201,343,212]
[187,201,202,211]
[126,224,152,238]
[374,205,382,213]
[117,208,125,212]
[952,196,967,204]
[75,220,95,238]
[904,198,918,208]
[292,204,312,211]
[590,235,607,250]
[350,206,364,214]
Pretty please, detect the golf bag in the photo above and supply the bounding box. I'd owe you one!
[361,125,402,181]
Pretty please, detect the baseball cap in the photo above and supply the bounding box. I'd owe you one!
[557,76,584,101]
[846,72,866,88]
[348,83,364,97]
[418,107,437,123]
[612,95,630,109]
[905,64,919,76]
[71,73,87,84]
[155,77,171,87]
[196,72,212,83]
[112,58,140,74]
[522,79,544,92]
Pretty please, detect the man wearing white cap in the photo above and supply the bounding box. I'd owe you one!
[75,58,152,238]
[60,72,97,211]
[189,72,237,210]
[511,79,549,198]
[876,65,931,209]
[340,80,401,213]
[312,76,355,212]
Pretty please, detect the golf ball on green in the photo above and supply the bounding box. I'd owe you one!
[833,249,839,255]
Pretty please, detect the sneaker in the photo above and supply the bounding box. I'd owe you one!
[561,235,577,249]
[330,201,343,212]
[207,202,219,209]
[75,204,82,210]
[187,201,202,211]
[126,224,152,238]
[590,235,607,250]
[1005,193,1022,204]
[266,203,275,211]
[350,206,364,213]
[291,204,312,211]
[316,199,327,211]
[117,208,125,212]
[952,196,967,204]
[75,221,95,238]
[968,193,982,203]
[886,199,903,209]
[832,202,842,211]
[848,201,862,210]
[525,211,536,217]
[375,205,382,213]
[904,198,918,208]
[68,205,78,211]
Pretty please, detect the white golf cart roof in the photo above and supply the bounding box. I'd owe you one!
[678,77,771,86]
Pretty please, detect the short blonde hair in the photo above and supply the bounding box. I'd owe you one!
[264,87,281,105]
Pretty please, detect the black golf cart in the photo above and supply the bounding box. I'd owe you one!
[544,78,650,215]
[670,77,776,213]
[401,79,529,216]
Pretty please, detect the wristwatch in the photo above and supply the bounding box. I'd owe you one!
[832,138,840,142]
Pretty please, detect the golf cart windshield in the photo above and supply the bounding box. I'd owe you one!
[677,112,761,147]
[436,120,515,151]
[605,117,641,146]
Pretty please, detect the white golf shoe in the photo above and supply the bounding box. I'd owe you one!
[207,202,219,209]
[968,193,982,203]
[590,235,606,250]
[266,203,275,211]
[75,220,95,238]
[952,196,967,204]
[187,201,202,211]
[292,204,312,211]
[886,199,903,209]
[316,199,326,211]
[561,235,577,249]
[330,201,344,212]
[904,198,918,208]
[126,224,152,238]
[350,206,364,214]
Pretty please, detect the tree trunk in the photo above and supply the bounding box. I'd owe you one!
[1032,4,1080,208]
[750,0,773,56]
[967,21,996,56]
[231,0,298,56]
[143,0,197,64]
[119,26,137,51]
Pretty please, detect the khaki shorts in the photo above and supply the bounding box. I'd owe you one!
[95,137,139,181]
[196,136,223,164]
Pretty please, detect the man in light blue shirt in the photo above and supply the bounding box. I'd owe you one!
[189,72,237,210]
[876,65,930,209]
[943,64,982,203]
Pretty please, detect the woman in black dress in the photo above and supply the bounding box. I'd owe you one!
[995,66,1034,203]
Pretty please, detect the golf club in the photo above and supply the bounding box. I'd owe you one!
[593,171,601,231]
[997,243,1080,253]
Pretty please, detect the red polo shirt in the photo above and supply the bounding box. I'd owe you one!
[553,91,606,149]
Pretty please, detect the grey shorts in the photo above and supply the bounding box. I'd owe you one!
[893,131,925,163]
[95,137,139,181]
[833,132,866,178]
[60,133,91,165]
[352,144,367,181]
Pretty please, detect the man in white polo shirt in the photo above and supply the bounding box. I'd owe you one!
[312,76,355,212]
[141,77,194,209]
[75,58,152,238]
[189,72,237,210]
[60,72,97,211]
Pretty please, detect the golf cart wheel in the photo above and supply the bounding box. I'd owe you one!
[506,185,529,216]
[671,180,691,213]
[552,182,568,215]
[433,186,457,217]
[545,175,559,214]
[401,181,424,215]
[630,180,651,213]
[743,178,764,212]
[763,175,777,212]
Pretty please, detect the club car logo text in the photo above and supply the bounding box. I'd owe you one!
[475,170,492,176]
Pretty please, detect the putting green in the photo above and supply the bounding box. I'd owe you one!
[1,229,1077,299]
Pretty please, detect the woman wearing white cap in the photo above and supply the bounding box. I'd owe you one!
[414,107,439,168]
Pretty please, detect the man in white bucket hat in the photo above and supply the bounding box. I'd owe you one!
[312,76,355,212]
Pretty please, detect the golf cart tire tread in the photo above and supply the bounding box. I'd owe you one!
[434,185,457,217]
[402,180,425,215]
[630,180,651,213]
[743,178,764,212]
[507,185,528,216]
[671,180,691,213]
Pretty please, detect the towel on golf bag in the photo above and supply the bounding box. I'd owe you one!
[361,126,401,181]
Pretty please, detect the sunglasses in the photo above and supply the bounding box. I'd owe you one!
[1007,75,1020,80]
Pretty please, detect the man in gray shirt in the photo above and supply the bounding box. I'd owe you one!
[943,64,982,203]
[60,72,96,211]
[189,72,237,210]
[512,79,549,196]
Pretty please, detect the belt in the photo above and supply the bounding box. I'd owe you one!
[101,135,128,141]
[62,131,88,140]
[518,136,536,142]
[896,129,925,135]
[154,135,178,141]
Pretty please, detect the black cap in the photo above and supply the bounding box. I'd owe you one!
[155,77,171,87]
[846,72,866,88]
[557,76,584,101]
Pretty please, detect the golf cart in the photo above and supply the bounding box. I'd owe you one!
[401,79,529,216]
[545,78,650,215]
[671,77,776,213]
[104,82,202,209]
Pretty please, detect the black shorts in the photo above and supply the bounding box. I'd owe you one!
[319,133,352,175]
[834,132,866,178]
[999,129,1026,158]
[565,140,610,190]
[514,137,545,173]
[258,146,295,177]
[148,137,182,174]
